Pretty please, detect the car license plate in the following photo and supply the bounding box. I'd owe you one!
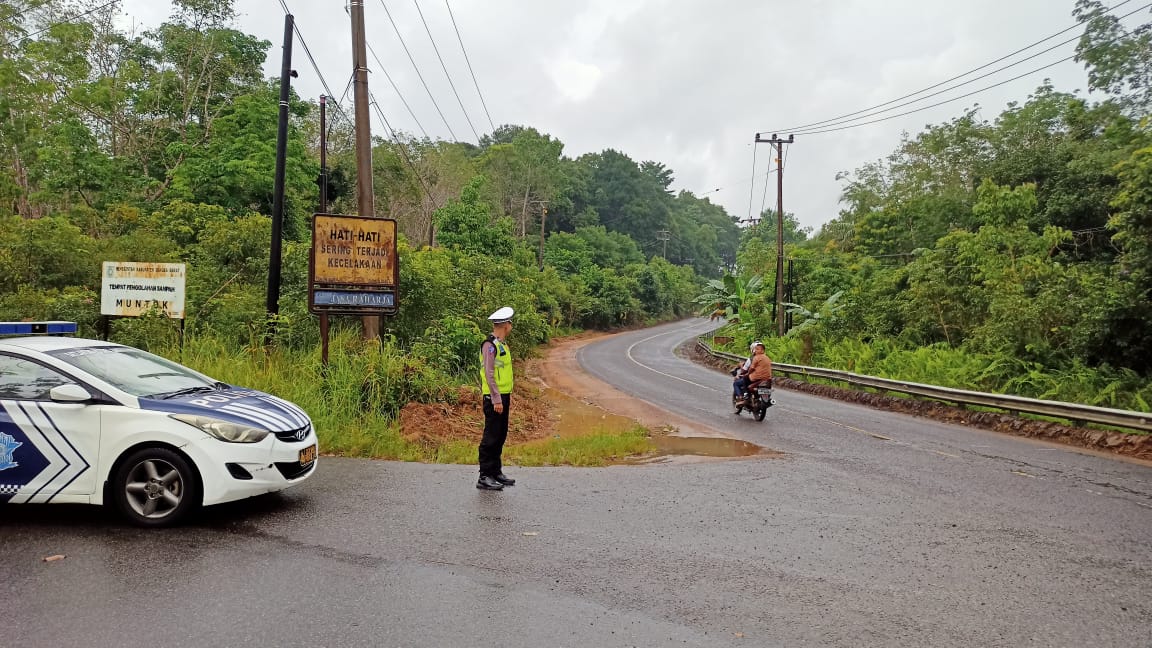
[298,444,317,465]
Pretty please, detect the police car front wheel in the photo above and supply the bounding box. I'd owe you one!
[112,448,200,527]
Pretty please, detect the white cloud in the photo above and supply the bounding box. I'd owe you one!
[548,58,603,102]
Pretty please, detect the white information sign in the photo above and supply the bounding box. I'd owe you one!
[100,261,186,319]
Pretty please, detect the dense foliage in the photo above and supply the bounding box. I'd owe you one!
[710,0,1152,409]
[3,0,1150,416]
[0,0,725,373]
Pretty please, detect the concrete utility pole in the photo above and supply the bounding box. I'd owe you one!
[266,13,295,345]
[529,200,549,271]
[656,229,670,259]
[754,132,793,337]
[350,0,379,340]
[318,95,328,214]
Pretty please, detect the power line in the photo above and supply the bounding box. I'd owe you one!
[368,91,399,139]
[769,0,1139,134]
[366,40,430,139]
[757,167,770,222]
[444,0,495,133]
[368,90,442,211]
[750,146,790,224]
[326,72,355,142]
[789,3,1150,135]
[700,172,762,196]
[786,11,1152,138]
[746,145,757,222]
[3,0,55,23]
[336,73,355,109]
[755,167,780,223]
[411,0,480,142]
[2,0,121,48]
[790,45,1128,136]
[277,0,350,122]
[379,0,458,141]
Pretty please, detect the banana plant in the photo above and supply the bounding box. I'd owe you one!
[693,273,763,324]
[785,291,845,336]
[784,291,845,363]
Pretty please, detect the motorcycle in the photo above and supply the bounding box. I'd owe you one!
[731,370,775,422]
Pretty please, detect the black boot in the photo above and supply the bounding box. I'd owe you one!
[476,475,504,490]
[493,473,516,486]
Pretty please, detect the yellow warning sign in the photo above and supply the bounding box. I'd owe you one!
[312,214,397,287]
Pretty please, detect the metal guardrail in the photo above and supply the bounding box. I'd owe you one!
[698,341,1152,433]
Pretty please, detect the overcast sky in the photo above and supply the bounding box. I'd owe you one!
[115,0,1142,233]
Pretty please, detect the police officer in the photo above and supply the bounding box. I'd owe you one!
[477,307,516,490]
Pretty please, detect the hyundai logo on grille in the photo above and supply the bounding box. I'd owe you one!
[294,428,308,442]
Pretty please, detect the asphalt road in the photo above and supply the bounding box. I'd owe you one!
[2,319,1151,647]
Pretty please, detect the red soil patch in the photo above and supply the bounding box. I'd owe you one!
[397,379,556,449]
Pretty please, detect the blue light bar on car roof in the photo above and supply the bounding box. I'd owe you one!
[0,321,78,335]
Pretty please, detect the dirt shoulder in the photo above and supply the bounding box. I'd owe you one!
[401,329,1150,465]
[397,330,744,458]
[527,331,734,439]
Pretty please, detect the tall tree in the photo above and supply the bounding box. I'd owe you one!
[478,126,564,237]
[573,149,671,247]
[1074,0,1152,113]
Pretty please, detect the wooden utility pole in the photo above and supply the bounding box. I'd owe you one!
[350,0,379,340]
[754,132,793,337]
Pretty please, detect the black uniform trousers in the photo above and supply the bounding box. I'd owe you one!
[479,393,511,476]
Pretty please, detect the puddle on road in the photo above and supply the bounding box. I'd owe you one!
[651,435,765,457]
[542,384,775,461]
[549,388,640,439]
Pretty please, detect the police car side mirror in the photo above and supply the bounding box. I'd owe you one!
[50,384,92,403]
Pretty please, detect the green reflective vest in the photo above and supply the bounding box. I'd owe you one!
[479,335,513,395]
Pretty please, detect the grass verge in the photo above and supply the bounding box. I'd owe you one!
[167,334,654,466]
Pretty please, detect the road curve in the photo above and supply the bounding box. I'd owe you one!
[576,318,1152,644]
[0,319,1149,647]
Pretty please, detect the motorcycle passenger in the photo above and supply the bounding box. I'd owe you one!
[735,341,772,404]
[731,342,756,400]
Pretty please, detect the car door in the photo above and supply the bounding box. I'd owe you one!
[0,353,100,504]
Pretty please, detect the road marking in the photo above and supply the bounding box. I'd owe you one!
[624,323,722,392]
[784,409,876,436]
[1012,470,1037,478]
[1086,488,1152,510]
[622,320,935,451]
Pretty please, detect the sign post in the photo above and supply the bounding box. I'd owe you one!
[100,262,187,343]
[308,214,399,363]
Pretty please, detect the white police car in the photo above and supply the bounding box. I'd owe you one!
[0,322,318,526]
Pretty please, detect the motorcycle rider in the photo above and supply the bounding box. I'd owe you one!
[734,341,772,405]
[731,342,756,401]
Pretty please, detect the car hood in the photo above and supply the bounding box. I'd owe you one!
[138,387,312,434]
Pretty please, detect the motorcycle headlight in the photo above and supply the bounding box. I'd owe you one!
[170,414,270,443]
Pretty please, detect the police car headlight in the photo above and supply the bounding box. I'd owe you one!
[170,414,270,443]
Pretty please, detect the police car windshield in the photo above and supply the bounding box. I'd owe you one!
[46,346,215,398]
